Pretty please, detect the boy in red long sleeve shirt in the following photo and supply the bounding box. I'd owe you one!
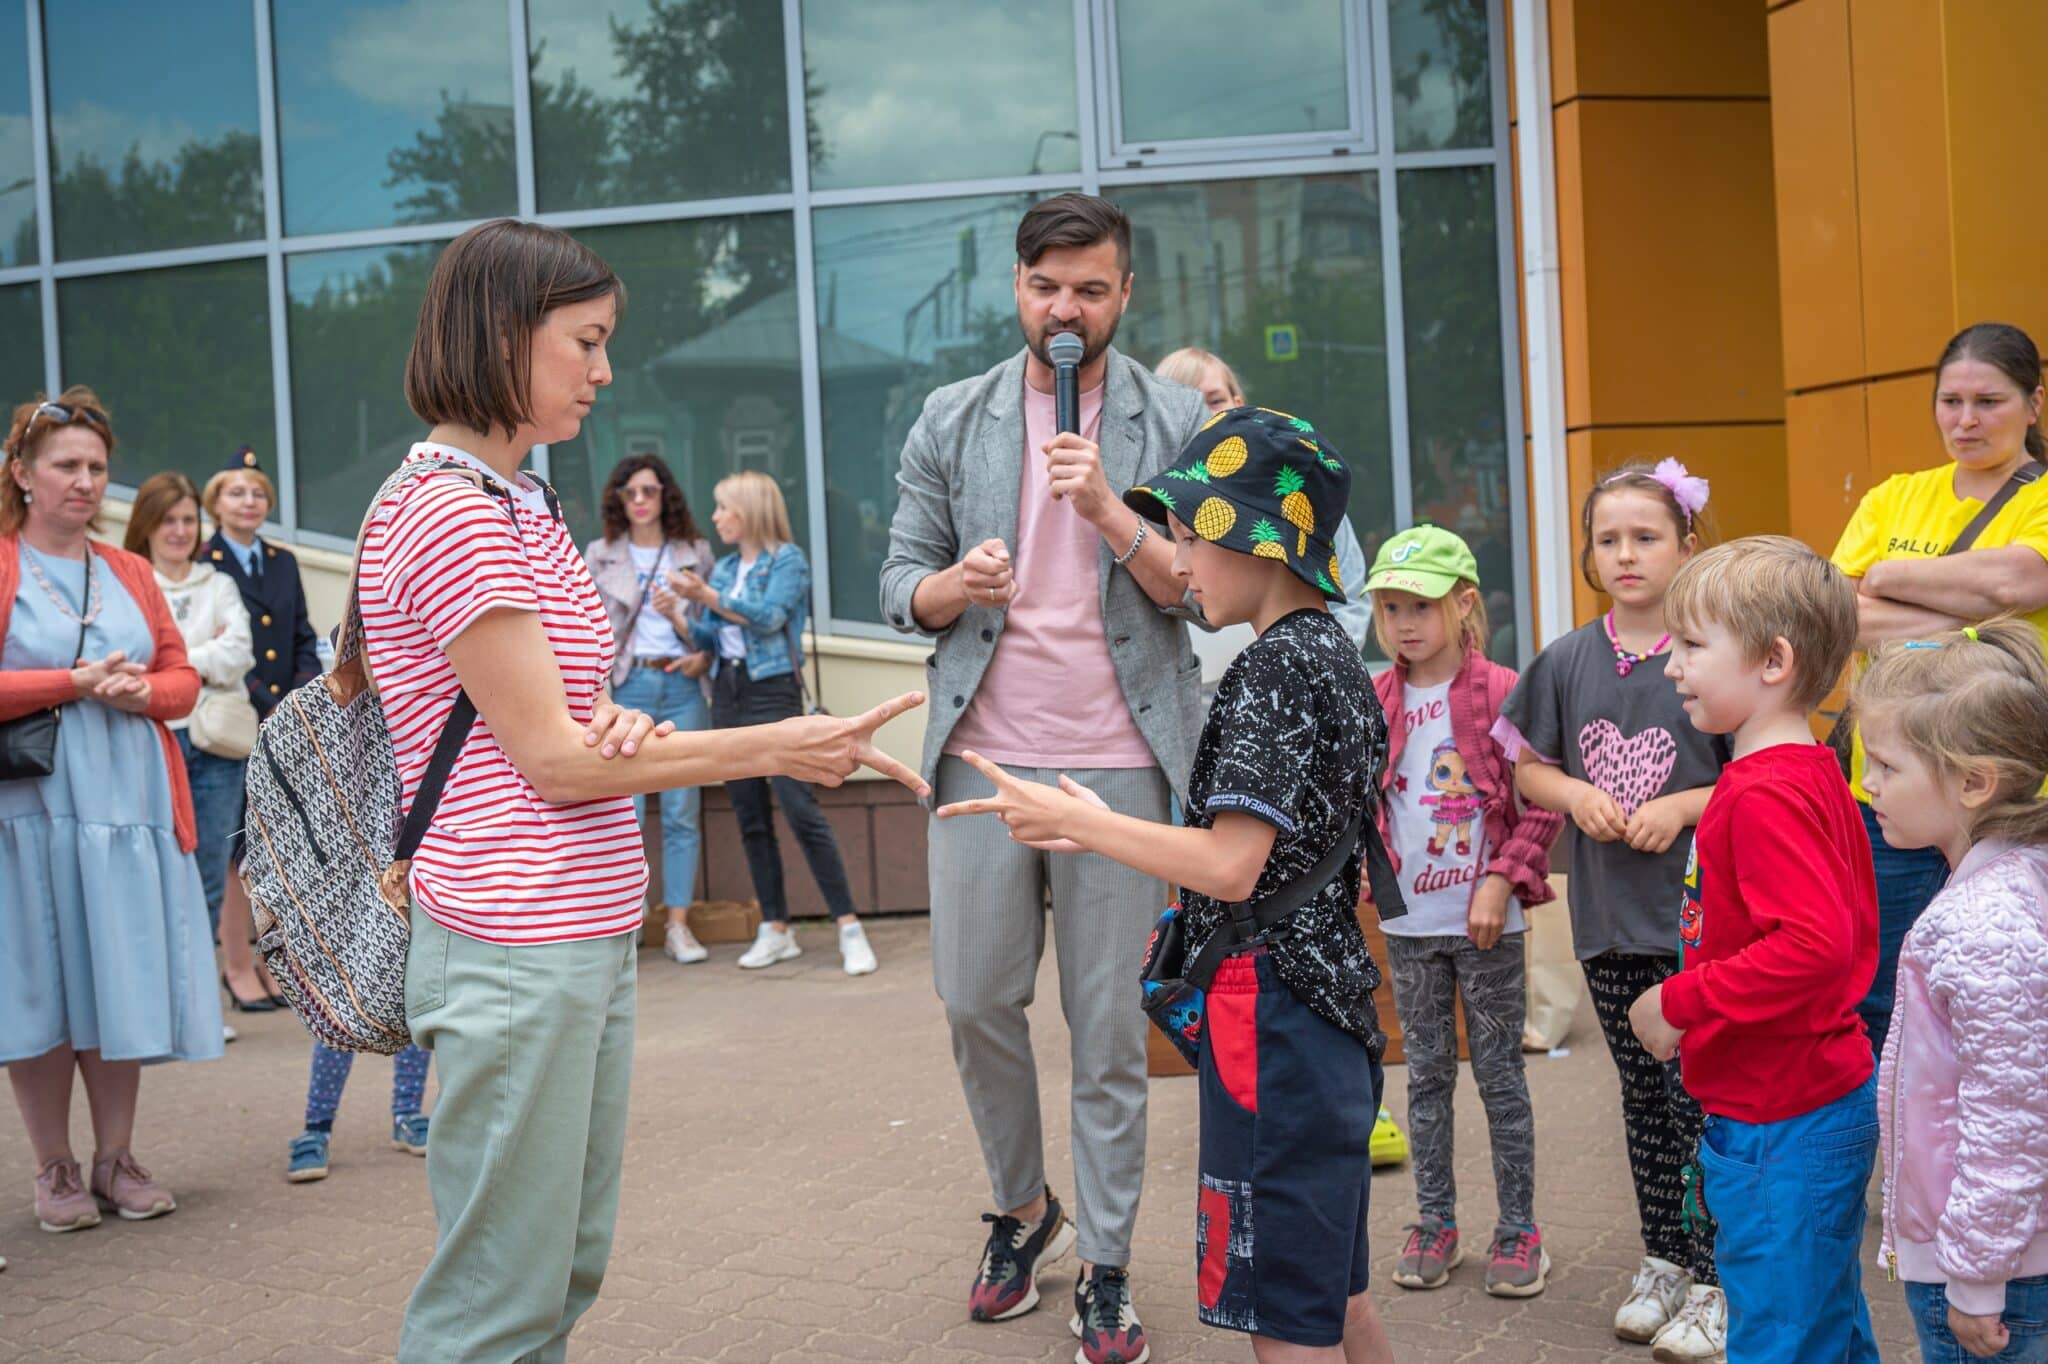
[1628,536,1880,1364]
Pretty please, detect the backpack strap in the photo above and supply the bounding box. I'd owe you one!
[357,458,565,856]
[1182,807,1402,991]
[1946,458,2045,557]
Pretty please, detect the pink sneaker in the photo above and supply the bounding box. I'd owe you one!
[90,1151,176,1221]
[34,1157,101,1233]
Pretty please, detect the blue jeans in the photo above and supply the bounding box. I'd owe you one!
[175,729,247,936]
[611,665,709,907]
[1907,1275,2048,1363]
[1699,1076,1881,1363]
[1858,800,1949,1062]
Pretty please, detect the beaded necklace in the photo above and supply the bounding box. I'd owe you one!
[22,543,101,626]
[1602,610,1667,678]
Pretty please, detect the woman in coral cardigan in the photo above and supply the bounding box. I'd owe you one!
[0,386,219,1236]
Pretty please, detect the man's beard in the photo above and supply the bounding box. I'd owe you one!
[1023,310,1121,370]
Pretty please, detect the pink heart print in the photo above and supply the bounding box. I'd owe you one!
[1578,720,1678,817]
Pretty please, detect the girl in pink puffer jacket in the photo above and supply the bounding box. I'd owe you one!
[1856,618,2048,1364]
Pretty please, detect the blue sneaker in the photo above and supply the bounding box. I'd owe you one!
[286,1130,330,1183]
[390,1113,429,1156]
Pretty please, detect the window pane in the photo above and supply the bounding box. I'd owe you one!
[814,193,1041,622]
[1113,0,1348,144]
[60,261,274,492]
[1399,165,1517,661]
[287,244,443,537]
[275,0,515,235]
[1389,0,1494,152]
[803,3,1078,190]
[45,1,263,260]
[0,7,35,266]
[1118,174,1394,589]
[548,216,806,555]
[0,283,42,399]
[529,0,791,212]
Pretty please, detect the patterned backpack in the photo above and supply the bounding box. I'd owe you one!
[240,457,541,1053]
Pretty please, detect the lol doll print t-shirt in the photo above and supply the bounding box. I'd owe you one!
[1382,680,1525,939]
[1499,620,1728,959]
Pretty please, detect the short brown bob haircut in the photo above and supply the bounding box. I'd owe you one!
[405,219,625,441]
[1664,534,1859,713]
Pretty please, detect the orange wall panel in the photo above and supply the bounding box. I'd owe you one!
[1942,0,2048,343]
[1766,0,1864,391]
[1866,371,1940,483]
[1851,0,1954,376]
[1551,0,1770,101]
[1566,424,1791,624]
[1786,385,1871,553]
[1573,101,1784,427]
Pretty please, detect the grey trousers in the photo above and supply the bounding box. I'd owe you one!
[929,755,1172,1267]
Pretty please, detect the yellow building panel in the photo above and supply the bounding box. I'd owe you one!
[1786,386,1871,554]
[1866,371,1942,483]
[1942,0,2048,342]
[1550,0,1770,101]
[1566,424,1791,624]
[1851,0,1955,376]
[1572,101,1784,427]
[1766,0,1864,391]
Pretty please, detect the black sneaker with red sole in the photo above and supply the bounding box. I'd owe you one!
[968,1185,1077,1322]
[1072,1264,1149,1364]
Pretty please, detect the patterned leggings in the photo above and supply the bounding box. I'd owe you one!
[305,1042,431,1128]
[1582,952,1717,1283]
[1384,932,1536,1232]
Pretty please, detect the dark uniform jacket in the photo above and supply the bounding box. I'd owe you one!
[205,530,319,719]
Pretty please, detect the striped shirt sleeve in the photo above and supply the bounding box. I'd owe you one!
[378,475,538,646]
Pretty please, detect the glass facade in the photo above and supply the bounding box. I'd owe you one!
[0,0,1524,658]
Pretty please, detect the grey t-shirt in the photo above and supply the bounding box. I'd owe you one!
[1499,620,1729,960]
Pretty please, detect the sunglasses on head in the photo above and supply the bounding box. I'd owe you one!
[25,401,110,441]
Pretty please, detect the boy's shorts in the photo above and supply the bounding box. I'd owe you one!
[1195,949,1382,1347]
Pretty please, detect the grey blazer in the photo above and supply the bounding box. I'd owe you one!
[880,347,1209,798]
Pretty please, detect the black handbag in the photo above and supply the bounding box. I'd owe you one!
[1139,809,1404,1067]
[0,615,89,781]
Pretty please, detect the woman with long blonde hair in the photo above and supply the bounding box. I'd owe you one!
[670,470,878,975]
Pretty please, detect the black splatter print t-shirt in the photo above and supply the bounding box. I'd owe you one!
[1181,608,1387,1058]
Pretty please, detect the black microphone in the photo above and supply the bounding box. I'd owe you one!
[1049,331,1084,435]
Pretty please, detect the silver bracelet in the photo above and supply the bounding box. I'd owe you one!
[1114,518,1148,567]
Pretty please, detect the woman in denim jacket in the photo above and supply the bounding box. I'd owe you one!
[673,471,877,976]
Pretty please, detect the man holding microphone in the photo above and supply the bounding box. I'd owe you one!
[882,193,1206,1363]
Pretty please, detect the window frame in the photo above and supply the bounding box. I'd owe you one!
[1090,0,1376,171]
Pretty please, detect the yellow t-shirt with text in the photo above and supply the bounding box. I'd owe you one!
[1831,463,2048,799]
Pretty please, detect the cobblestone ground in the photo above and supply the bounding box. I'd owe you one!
[2,917,1916,1362]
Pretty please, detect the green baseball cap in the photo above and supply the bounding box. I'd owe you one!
[1363,525,1480,599]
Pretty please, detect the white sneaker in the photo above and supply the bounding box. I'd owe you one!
[1615,1256,1691,1343]
[663,921,708,965]
[223,1023,238,1044]
[737,923,801,969]
[1651,1283,1727,1362]
[839,921,878,976]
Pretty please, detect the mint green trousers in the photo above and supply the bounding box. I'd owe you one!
[397,908,637,1364]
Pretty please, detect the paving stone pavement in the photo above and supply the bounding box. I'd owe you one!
[2,917,1918,1362]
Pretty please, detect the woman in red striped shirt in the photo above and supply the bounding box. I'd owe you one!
[369,219,926,1363]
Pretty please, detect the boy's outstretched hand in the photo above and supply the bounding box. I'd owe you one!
[934,750,1095,847]
[1628,982,1684,1061]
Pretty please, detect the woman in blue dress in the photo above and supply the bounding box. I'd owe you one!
[0,387,221,1234]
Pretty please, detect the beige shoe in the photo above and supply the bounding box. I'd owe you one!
[34,1157,100,1233]
[90,1150,176,1221]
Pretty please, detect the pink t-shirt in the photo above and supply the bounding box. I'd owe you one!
[944,379,1155,770]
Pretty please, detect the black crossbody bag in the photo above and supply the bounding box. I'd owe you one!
[0,609,90,782]
[1826,458,2045,774]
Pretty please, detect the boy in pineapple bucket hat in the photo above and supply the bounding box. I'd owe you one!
[937,404,1400,1356]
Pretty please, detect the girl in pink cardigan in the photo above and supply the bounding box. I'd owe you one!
[1362,526,1565,1298]
[1858,617,2048,1364]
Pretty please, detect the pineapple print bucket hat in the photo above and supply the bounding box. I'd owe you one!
[1123,405,1354,602]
